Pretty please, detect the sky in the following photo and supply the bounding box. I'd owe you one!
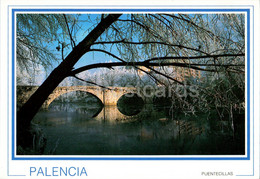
[18,14,136,85]
[17,13,245,86]
[51,14,113,68]
[49,14,130,74]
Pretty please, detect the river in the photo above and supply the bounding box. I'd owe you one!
[32,102,244,155]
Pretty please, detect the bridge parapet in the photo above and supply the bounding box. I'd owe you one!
[16,85,153,109]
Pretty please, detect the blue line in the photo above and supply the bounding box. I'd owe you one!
[12,8,249,12]
[7,6,10,177]
[8,5,255,7]
[253,7,255,176]
[12,9,15,161]
[253,6,255,176]
[13,157,249,160]
[251,6,255,177]
[247,9,250,161]
[11,8,251,161]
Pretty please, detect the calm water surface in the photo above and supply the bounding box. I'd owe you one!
[33,102,244,155]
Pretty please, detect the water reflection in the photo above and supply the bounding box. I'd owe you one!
[32,102,244,155]
[94,106,137,122]
[117,93,144,116]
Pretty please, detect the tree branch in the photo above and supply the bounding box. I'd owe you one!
[88,48,244,64]
[144,53,245,62]
[145,66,184,85]
[72,75,112,90]
[63,14,76,49]
[70,61,244,76]
[162,14,220,41]
[88,49,125,62]
[117,19,168,46]
[87,49,175,86]
[92,40,208,55]
[135,66,165,86]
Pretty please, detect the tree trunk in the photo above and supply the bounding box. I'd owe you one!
[17,14,122,148]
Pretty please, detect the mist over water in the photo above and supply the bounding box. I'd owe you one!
[32,102,244,155]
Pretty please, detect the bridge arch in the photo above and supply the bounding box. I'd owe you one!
[17,85,153,109]
[43,86,104,108]
[116,93,144,116]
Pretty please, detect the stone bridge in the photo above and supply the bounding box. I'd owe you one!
[17,85,153,109]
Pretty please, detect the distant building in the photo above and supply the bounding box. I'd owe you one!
[173,66,201,82]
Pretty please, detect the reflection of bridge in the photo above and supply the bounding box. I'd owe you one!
[17,86,152,109]
[95,106,136,122]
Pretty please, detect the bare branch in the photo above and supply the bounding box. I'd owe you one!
[135,67,165,85]
[72,75,112,90]
[88,49,125,62]
[87,49,171,85]
[88,48,244,64]
[146,66,184,85]
[144,53,245,62]
[92,40,208,55]
[117,19,166,44]
[71,61,244,76]
[63,14,76,49]
[162,14,219,41]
